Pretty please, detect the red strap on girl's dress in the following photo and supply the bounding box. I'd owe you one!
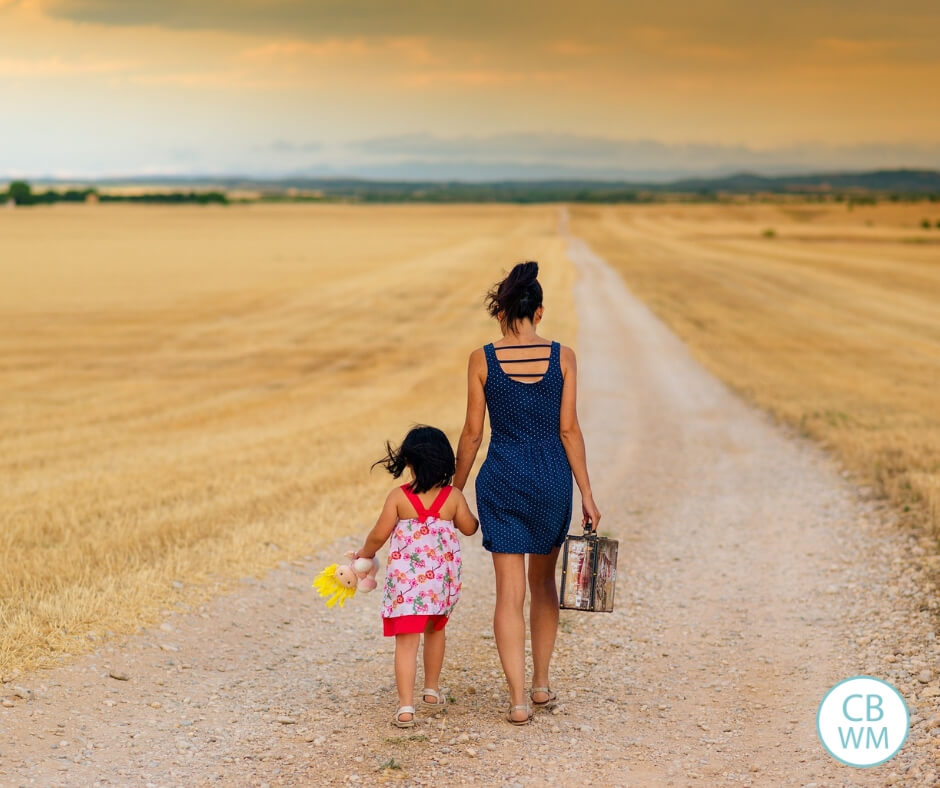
[400,484,429,520]
[400,484,452,521]
[427,486,452,516]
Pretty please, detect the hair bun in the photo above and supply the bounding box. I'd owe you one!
[484,260,543,330]
[516,261,539,285]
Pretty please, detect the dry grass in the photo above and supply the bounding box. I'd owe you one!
[0,203,577,674]
[570,201,940,538]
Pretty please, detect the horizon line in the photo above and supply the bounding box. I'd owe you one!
[4,166,939,187]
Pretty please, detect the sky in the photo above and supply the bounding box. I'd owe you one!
[1,0,939,180]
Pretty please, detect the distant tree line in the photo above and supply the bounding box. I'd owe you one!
[97,191,228,204]
[2,180,228,206]
[301,185,664,204]
[4,172,940,206]
[259,184,940,205]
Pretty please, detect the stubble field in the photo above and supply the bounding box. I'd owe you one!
[570,200,940,541]
[3,199,938,678]
[0,203,577,674]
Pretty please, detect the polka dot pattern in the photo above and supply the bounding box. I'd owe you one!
[475,341,573,555]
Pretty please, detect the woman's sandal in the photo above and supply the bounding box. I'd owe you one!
[506,704,533,726]
[393,706,416,728]
[530,687,558,710]
[421,687,448,707]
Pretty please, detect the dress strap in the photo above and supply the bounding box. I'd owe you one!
[401,484,452,521]
[400,484,429,519]
[483,343,496,370]
[426,486,453,517]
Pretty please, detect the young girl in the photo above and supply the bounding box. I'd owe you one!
[355,425,479,728]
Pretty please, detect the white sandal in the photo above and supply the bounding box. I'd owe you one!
[506,703,533,726]
[421,687,448,707]
[530,686,558,709]
[393,706,415,728]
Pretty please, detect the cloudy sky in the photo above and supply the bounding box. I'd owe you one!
[2,0,939,180]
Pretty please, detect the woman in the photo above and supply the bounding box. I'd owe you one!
[453,260,601,725]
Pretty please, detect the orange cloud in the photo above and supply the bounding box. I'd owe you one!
[400,68,559,88]
[627,25,745,63]
[0,55,132,75]
[241,38,373,61]
[241,36,438,66]
[131,69,284,90]
[814,37,901,58]
[551,39,603,57]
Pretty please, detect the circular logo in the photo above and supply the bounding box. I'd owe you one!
[817,676,909,767]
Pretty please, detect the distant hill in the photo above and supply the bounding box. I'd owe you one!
[667,169,940,194]
[11,168,940,203]
[242,169,940,201]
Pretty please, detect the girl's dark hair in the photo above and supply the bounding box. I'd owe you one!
[485,261,542,331]
[373,425,456,494]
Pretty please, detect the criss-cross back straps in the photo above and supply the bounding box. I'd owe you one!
[401,484,453,522]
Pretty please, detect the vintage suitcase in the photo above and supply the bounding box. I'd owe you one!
[559,522,618,612]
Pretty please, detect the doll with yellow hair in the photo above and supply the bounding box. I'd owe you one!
[312,551,379,608]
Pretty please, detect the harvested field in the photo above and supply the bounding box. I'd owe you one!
[2,213,938,786]
[4,198,937,680]
[0,203,576,673]
[570,201,940,538]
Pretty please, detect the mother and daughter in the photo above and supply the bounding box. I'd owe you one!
[353,261,601,727]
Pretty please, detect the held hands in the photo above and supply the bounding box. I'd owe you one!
[581,494,601,532]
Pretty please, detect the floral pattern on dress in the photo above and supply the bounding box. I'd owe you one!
[382,515,462,620]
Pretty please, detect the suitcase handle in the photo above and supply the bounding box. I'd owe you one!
[583,518,596,535]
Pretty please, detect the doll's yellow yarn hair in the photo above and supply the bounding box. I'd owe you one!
[312,564,357,608]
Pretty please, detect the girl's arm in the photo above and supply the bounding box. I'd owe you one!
[559,345,602,530]
[355,490,400,559]
[453,490,479,536]
[453,349,487,491]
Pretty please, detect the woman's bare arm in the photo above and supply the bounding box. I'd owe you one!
[559,345,601,530]
[453,348,487,491]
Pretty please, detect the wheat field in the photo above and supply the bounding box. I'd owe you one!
[4,199,937,675]
[0,203,577,673]
[571,201,940,538]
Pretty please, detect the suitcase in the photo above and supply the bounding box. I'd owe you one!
[559,522,618,612]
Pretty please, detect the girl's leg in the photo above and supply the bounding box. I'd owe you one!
[492,552,528,721]
[528,547,561,703]
[394,633,421,721]
[422,618,446,702]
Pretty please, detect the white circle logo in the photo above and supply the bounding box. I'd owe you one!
[817,676,909,767]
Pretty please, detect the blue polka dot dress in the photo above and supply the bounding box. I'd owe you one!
[475,341,573,554]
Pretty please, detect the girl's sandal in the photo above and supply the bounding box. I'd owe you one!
[530,687,558,710]
[506,704,533,726]
[393,706,416,728]
[422,687,448,707]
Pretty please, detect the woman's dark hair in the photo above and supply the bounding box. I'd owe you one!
[485,261,542,331]
[373,425,456,494]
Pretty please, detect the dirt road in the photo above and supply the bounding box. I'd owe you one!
[2,223,937,787]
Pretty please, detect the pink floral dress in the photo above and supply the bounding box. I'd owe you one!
[382,485,462,637]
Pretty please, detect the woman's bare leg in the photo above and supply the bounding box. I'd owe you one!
[492,552,528,721]
[528,547,561,703]
[394,633,420,722]
[422,619,446,702]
